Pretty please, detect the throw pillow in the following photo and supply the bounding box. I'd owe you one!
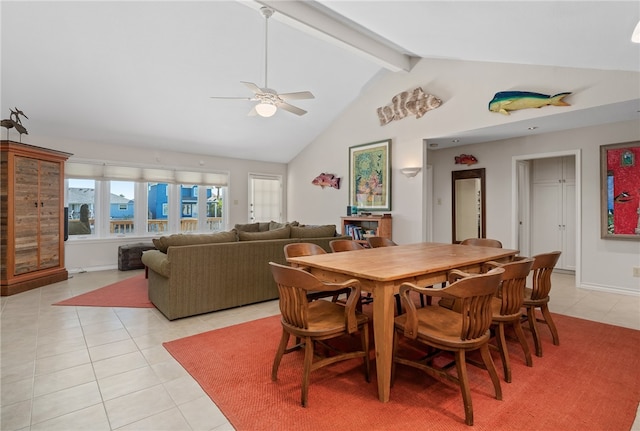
[269,220,299,230]
[154,230,238,253]
[238,225,291,241]
[234,222,260,232]
[290,225,337,238]
[258,222,271,232]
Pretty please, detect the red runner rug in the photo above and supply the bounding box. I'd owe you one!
[163,313,640,431]
[53,273,154,308]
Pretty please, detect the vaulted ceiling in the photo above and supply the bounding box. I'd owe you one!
[2,1,639,163]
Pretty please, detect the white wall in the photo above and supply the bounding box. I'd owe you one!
[25,135,287,272]
[287,58,640,294]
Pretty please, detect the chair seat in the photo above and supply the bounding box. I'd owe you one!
[395,306,490,350]
[283,300,369,338]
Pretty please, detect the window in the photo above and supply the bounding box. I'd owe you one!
[67,179,96,236]
[66,162,229,238]
[110,181,135,234]
[148,183,170,233]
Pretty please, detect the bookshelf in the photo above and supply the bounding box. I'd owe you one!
[341,215,392,244]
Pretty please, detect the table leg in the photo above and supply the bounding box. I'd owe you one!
[372,282,395,402]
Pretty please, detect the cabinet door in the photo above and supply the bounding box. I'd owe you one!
[13,156,40,275]
[38,160,62,269]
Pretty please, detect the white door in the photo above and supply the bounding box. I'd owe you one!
[249,174,282,223]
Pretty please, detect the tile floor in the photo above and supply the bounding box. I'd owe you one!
[1,270,639,430]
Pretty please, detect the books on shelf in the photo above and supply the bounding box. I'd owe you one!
[344,224,375,240]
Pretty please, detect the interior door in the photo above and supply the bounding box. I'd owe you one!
[249,174,282,223]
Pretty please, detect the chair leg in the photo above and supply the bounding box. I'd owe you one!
[540,303,560,346]
[301,337,314,407]
[362,323,371,382]
[495,322,511,383]
[395,294,402,315]
[454,350,474,426]
[391,330,399,387]
[512,320,533,367]
[526,305,543,357]
[271,329,290,381]
[479,344,502,401]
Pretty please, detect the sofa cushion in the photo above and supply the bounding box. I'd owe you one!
[291,224,337,238]
[153,231,238,253]
[238,225,291,241]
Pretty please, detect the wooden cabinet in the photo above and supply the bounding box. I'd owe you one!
[531,157,575,271]
[1,141,72,295]
[341,215,392,245]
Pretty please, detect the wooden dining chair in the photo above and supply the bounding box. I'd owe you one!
[329,239,375,307]
[283,242,349,302]
[483,258,535,383]
[521,251,562,357]
[329,239,366,252]
[392,267,505,426]
[366,236,397,248]
[269,262,370,407]
[460,238,503,248]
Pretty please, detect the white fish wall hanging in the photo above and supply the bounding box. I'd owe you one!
[377,87,442,126]
[488,91,571,115]
[312,173,340,189]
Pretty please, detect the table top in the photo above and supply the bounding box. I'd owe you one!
[286,242,519,282]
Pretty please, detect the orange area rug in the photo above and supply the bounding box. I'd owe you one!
[53,273,154,308]
[163,313,640,430]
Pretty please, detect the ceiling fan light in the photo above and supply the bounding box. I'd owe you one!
[255,102,277,117]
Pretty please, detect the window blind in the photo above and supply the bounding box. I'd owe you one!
[66,162,229,186]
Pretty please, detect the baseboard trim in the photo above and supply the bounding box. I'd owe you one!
[580,282,640,297]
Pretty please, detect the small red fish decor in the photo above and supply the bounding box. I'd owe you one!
[312,173,340,189]
[377,87,442,126]
[455,154,478,166]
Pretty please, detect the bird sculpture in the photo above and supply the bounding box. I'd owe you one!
[1,107,29,140]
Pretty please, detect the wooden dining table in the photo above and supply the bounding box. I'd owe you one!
[286,241,519,402]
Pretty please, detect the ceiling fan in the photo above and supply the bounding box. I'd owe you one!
[210,6,314,117]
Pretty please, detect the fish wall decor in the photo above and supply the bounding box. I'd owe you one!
[377,87,442,126]
[312,173,340,189]
[454,154,478,166]
[488,91,571,115]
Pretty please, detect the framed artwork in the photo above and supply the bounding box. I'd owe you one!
[349,139,392,211]
[600,140,640,240]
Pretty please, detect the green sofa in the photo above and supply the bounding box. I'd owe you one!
[141,223,350,320]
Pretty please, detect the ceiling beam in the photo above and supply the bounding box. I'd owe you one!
[254,0,415,72]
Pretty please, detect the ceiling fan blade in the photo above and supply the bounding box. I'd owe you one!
[278,101,307,116]
[247,106,258,116]
[278,91,314,100]
[209,96,254,100]
[241,81,263,94]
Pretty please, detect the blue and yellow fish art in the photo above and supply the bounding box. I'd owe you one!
[488,91,571,115]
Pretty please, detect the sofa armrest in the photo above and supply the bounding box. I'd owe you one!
[141,250,171,277]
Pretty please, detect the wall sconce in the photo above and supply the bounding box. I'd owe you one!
[400,167,422,178]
